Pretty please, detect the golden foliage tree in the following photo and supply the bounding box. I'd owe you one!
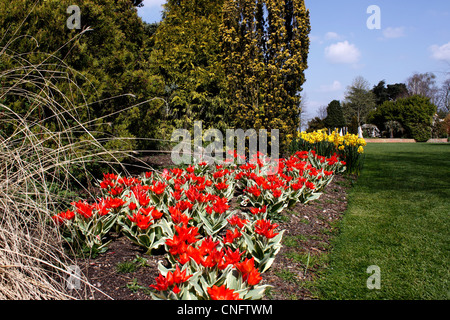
[220,0,311,151]
[151,0,228,132]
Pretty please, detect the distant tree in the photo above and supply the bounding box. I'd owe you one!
[143,22,159,38]
[348,116,358,135]
[324,100,346,129]
[431,116,447,139]
[437,78,450,114]
[317,105,328,120]
[342,76,376,126]
[445,113,450,137]
[387,83,408,101]
[372,80,389,105]
[384,120,404,138]
[406,72,439,105]
[298,93,309,131]
[306,117,326,132]
[372,80,408,105]
[368,95,436,141]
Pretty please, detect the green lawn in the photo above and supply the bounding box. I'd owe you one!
[318,143,450,300]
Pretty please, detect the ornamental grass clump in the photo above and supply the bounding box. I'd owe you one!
[0,65,93,298]
[0,30,136,299]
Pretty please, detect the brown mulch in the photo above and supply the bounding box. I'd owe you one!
[74,154,355,300]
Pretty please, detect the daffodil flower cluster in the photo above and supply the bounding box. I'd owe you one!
[298,129,366,151]
[293,129,366,174]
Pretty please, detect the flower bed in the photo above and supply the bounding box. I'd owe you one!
[291,129,366,174]
[52,150,345,300]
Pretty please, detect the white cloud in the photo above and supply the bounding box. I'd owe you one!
[319,80,342,92]
[382,27,406,39]
[324,41,361,64]
[324,32,341,41]
[430,42,450,62]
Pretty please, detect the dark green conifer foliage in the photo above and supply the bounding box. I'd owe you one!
[324,100,346,129]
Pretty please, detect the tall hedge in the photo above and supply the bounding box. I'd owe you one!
[150,0,228,133]
[220,0,311,151]
[0,0,165,153]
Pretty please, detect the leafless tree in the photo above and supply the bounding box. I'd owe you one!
[298,93,309,131]
[317,105,328,120]
[406,72,439,104]
[438,78,450,113]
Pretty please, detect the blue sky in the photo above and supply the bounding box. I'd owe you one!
[137,0,450,122]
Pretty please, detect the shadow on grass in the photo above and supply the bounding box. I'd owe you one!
[359,144,450,196]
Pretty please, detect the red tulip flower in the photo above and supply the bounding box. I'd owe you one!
[207,285,242,300]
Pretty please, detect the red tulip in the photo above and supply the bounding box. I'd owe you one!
[207,285,242,300]
[150,273,169,291]
[214,182,229,191]
[212,197,230,214]
[169,206,191,225]
[151,208,163,220]
[128,213,152,230]
[151,181,167,195]
[255,219,279,239]
[223,228,242,244]
[172,265,192,284]
[52,209,75,225]
[227,215,248,229]
[71,200,94,219]
[223,247,244,266]
[246,268,262,286]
